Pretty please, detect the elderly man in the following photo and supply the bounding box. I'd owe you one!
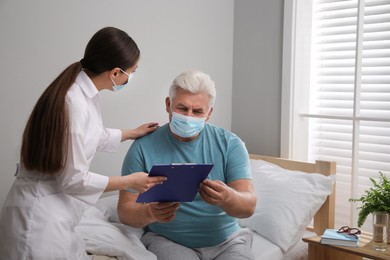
[118,70,256,260]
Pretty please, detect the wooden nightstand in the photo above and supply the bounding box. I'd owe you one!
[303,235,390,260]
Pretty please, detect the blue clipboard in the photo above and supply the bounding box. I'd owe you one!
[136,163,214,203]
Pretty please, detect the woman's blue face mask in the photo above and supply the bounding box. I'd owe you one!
[169,112,206,138]
[111,69,134,91]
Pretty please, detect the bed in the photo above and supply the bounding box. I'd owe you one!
[78,154,336,260]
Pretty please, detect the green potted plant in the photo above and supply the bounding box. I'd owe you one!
[349,171,390,244]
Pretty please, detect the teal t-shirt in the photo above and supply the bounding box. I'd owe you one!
[121,123,251,248]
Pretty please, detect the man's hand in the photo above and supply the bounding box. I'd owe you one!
[199,179,232,206]
[149,202,181,223]
[118,191,180,228]
[199,179,256,218]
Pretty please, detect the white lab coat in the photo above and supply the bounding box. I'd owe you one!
[0,71,122,260]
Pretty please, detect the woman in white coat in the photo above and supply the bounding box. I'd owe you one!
[0,27,166,259]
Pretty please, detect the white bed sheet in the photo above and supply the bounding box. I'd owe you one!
[77,205,156,260]
[252,230,315,260]
[80,195,315,260]
[252,231,283,260]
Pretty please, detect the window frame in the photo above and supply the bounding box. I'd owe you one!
[281,0,313,161]
[281,0,390,231]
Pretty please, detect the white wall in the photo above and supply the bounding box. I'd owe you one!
[232,1,284,156]
[0,0,234,208]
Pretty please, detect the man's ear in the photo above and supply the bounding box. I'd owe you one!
[165,97,171,113]
[206,107,213,121]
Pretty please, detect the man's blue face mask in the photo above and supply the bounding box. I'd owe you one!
[169,112,206,138]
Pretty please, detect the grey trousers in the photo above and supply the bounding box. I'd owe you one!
[141,228,254,260]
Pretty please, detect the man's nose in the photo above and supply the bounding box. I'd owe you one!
[183,111,193,117]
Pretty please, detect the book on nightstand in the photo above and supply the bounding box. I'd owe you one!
[320,229,360,247]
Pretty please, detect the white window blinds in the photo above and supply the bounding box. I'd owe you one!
[307,0,390,231]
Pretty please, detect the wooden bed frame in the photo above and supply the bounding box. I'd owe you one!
[249,154,336,235]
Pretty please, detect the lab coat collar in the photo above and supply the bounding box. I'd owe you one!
[76,70,99,99]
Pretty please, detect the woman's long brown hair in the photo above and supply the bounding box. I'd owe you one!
[20,27,140,175]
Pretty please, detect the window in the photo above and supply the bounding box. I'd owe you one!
[282,0,390,232]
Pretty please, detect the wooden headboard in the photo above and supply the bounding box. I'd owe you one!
[249,154,336,235]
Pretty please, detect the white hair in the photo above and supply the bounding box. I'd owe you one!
[169,70,216,108]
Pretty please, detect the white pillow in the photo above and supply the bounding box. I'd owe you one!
[239,159,334,253]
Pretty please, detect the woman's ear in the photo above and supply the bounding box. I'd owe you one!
[110,68,121,78]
